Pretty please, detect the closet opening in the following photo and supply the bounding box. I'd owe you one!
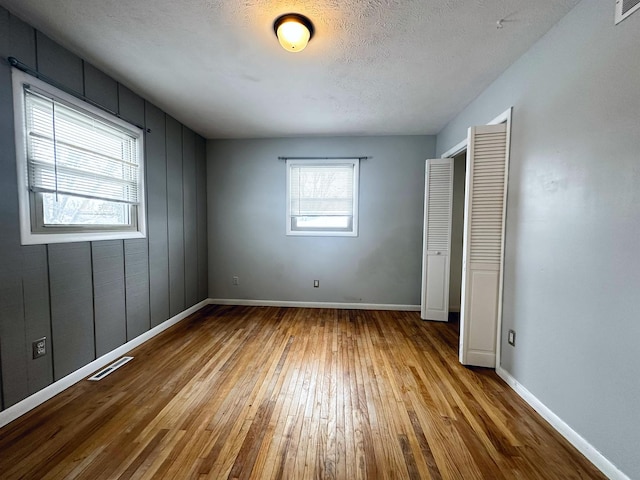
[448,150,467,325]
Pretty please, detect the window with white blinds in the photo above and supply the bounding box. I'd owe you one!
[12,68,146,245]
[25,90,140,205]
[286,159,359,236]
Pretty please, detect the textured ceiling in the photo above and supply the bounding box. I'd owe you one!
[0,0,580,139]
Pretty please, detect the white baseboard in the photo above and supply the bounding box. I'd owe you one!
[208,298,420,311]
[0,299,209,429]
[496,367,629,480]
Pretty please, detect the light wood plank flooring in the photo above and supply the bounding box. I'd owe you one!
[0,305,605,479]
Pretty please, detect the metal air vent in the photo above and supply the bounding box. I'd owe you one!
[87,356,133,381]
[616,0,640,24]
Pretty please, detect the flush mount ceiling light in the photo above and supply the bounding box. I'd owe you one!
[273,13,314,53]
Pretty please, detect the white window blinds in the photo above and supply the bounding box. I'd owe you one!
[289,164,354,218]
[24,87,141,205]
[286,159,359,236]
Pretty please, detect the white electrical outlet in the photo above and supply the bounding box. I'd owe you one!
[508,330,516,346]
[313,280,319,288]
[232,276,239,286]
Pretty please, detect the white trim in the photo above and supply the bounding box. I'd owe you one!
[488,109,512,127]
[11,68,147,246]
[18,230,146,245]
[439,109,512,159]
[209,299,420,311]
[441,138,467,159]
[0,299,208,429]
[496,367,630,480]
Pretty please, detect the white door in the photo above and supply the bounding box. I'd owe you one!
[459,124,509,367]
[421,159,454,321]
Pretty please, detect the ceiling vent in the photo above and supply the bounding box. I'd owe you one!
[615,0,640,24]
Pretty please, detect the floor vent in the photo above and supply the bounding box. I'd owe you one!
[87,356,134,381]
[616,0,640,24]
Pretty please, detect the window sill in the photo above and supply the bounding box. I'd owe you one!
[19,228,147,246]
[285,230,358,237]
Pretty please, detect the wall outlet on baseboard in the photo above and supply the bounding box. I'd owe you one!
[232,276,239,286]
[508,329,516,346]
[32,337,46,359]
[313,280,319,288]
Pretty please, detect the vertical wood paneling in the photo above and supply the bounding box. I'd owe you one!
[146,103,170,327]
[118,85,144,126]
[0,7,207,411]
[83,62,118,113]
[48,243,95,380]
[92,241,126,357]
[196,135,208,301]
[183,127,198,307]
[10,17,52,396]
[124,239,150,340]
[0,262,26,409]
[166,116,185,316]
[35,20,92,382]
[8,13,36,69]
[35,32,83,93]
[22,246,53,394]
[1,11,55,407]
[84,58,127,357]
[117,86,151,341]
[0,9,27,409]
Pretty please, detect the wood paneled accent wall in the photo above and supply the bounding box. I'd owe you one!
[0,7,208,410]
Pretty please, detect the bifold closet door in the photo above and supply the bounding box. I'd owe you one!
[459,124,508,367]
[421,159,454,321]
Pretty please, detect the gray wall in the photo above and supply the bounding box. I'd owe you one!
[0,7,208,410]
[207,136,435,306]
[436,1,639,477]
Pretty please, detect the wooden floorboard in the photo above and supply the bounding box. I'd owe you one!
[0,305,605,479]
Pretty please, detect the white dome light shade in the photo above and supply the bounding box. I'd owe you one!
[273,14,314,53]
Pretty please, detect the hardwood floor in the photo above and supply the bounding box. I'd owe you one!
[0,305,604,479]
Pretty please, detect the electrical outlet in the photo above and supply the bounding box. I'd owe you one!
[508,329,516,346]
[32,337,46,359]
[232,276,239,286]
[313,280,319,288]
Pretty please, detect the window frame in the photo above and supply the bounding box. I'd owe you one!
[12,68,147,245]
[285,158,359,237]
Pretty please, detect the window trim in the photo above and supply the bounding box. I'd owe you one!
[12,68,147,245]
[285,158,359,237]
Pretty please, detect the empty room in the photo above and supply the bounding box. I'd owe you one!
[0,0,637,478]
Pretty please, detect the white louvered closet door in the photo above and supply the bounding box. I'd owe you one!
[459,124,509,367]
[421,159,454,321]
